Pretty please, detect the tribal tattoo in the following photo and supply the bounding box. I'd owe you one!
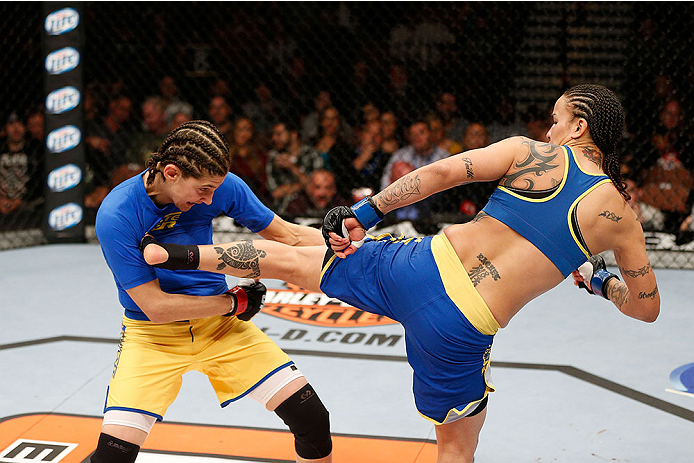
[638,285,659,300]
[606,279,629,309]
[462,157,474,179]
[499,141,560,189]
[468,253,501,287]
[598,210,622,222]
[582,146,603,167]
[378,174,422,208]
[619,263,651,278]
[214,241,267,278]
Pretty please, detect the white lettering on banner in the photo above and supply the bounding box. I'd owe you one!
[0,439,77,462]
[45,87,80,115]
[48,203,83,231]
[44,47,80,75]
[44,8,80,35]
[47,164,82,193]
[46,126,81,154]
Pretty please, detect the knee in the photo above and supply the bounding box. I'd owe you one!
[90,433,140,463]
[274,383,332,459]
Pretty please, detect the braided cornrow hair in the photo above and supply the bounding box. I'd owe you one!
[562,84,629,200]
[145,120,230,185]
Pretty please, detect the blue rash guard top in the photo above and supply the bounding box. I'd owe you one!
[481,145,612,277]
[95,172,275,321]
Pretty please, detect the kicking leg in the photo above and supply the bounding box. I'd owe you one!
[142,238,326,292]
[434,407,487,463]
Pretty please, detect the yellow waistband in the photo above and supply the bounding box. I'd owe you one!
[431,234,500,336]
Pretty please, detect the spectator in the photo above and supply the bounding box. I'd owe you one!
[640,99,694,231]
[26,109,44,144]
[169,111,192,131]
[352,120,390,195]
[208,95,234,144]
[487,95,524,142]
[85,94,139,208]
[523,104,551,141]
[285,169,349,218]
[435,91,467,142]
[427,114,462,155]
[266,121,323,215]
[0,112,43,224]
[302,90,332,142]
[625,177,665,231]
[314,106,355,199]
[241,81,284,140]
[158,75,194,124]
[380,111,401,154]
[441,122,495,218]
[229,116,268,201]
[127,96,169,168]
[379,120,448,221]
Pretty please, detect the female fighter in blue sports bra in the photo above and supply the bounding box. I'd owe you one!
[142,85,660,463]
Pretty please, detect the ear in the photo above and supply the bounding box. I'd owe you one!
[572,117,589,139]
[161,164,181,182]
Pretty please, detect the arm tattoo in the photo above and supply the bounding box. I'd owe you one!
[214,241,267,278]
[378,174,422,207]
[499,141,560,189]
[468,253,501,287]
[606,279,629,309]
[598,210,622,222]
[462,157,474,179]
[638,285,659,300]
[582,146,603,167]
[619,263,651,278]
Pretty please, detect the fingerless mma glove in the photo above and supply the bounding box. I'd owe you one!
[321,196,383,247]
[577,255,620,299]
[224,279,266,321]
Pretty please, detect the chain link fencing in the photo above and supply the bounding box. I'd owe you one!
[1,2,692,267]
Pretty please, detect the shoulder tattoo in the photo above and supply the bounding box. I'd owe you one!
[214,241,267,278]
[499,140,560,189]
[598,210,622,222]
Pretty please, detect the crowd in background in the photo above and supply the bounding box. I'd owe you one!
[0,2,693,243]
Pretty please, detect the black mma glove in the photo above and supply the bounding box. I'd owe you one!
[322,195,383,248]
[139,234,199,270]
[577,255,620,300]
[224,279,266,321]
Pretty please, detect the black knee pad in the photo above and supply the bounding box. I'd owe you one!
[90,433,140,463]
[275,383,332,459]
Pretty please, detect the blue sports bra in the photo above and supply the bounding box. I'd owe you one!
[481,145,611,277]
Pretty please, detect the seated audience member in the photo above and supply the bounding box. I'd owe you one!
[208,95,234,145]
[380,111,401,154]
[266,121,324,215]
[624,177,665,231]
[427,114,462,155]
[168,110,193,131]
[241,81,285,140]
[314,106,355,199]
[229,116,268,201]
[487,95,524,142]
[158,75,194,125]
[352,120,390,195]
[302,90,333,142]
[26,109,44,144]
[285,169,349,219]
[0,112,43,225]
[435,91,467,142]
[523,104,551,142]
[127,96,169,168]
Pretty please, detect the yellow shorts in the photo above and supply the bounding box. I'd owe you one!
[105,315,292,421]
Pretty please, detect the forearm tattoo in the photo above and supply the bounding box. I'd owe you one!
[582,146,603,167]
[598,210,622,222]
[638,285,659,300]
[606,279,629,309]
[499,141,560,189]
[462,157,474,179]
[468,253,501,287]
[619,263,651,278]
[378,174,422,208]
[214,241,267,278]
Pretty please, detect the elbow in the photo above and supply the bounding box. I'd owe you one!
[140,300,172,324]
[631,301,660,323]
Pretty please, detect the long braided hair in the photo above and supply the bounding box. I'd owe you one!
[145,120,230,185]
[562,84,629,200]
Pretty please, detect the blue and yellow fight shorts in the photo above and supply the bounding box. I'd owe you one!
[320,233,500,424]
[105,314,292,421]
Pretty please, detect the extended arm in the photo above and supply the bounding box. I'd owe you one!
[257,214,324,246]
